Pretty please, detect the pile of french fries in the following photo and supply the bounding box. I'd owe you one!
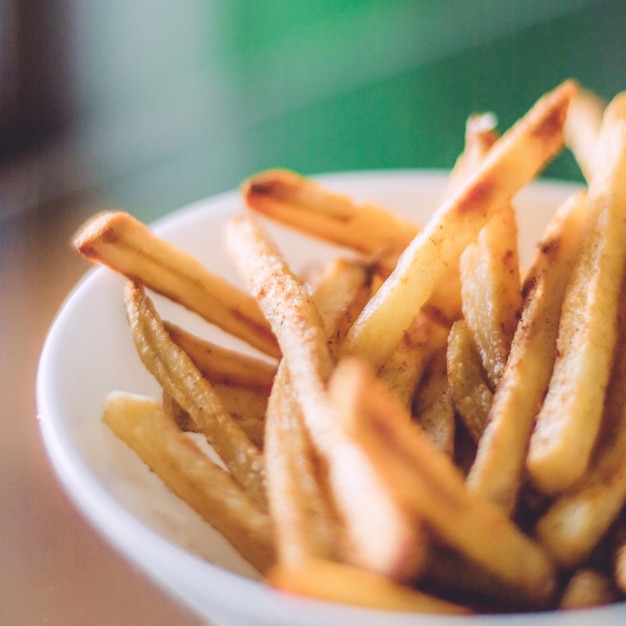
[73,79,626,615]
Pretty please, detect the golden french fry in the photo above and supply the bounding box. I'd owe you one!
[534,278,626,567]
[74,211,279,358]
[460,200,521,389]
[268,558,471,615]
[330,357,557,609]
[614,520,626,594]
[226,215,427,581]
[558,569,619,610]
[264,363,344,565]
[378,311,449,410]
[412,346,455,457]
[446,320,492,443]
[527,92,626,495]
[311,257,373,356]
[564,86,605,182]
[124,280,267,508]
[164,321,276,393]
[343,80,576,368]
[242,169,418,267]
[467,191,587,514]
[102,391,275,573]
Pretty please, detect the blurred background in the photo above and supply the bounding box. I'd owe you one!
[1,1,625,624]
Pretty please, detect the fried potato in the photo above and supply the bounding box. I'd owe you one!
[564,86,605,182]
[467,191,587,514]
[446,320,492,443]
[162,390,266,449]
[124,280,267,508]
[242,168,418,271]
[460,200,521,389]
[73,211,279,358]
[163,321,277,392]
[264,364,344,565]
[268,558,471,614]
[102,391,275,572]
[343,80,576,368]
[527,92,626,495]
[412,346,455,456]
[330,357,558,609]
[378,311,449,410]
[534,279,626,567]
[226,215,427,580]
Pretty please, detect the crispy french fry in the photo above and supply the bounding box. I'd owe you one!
[162,390,265,449]
[446,320,492,443]
[564,86,605,182]
[264,364,344,565]
[534,278,626,567]
[263,256,376,564]
[527,92,626,495]
[226,215,427,581]
[467,191,587,514]
[164,321,276,393]
[412,346,455,457]
[242,169,418,269]
[268,558,471,615]
[342,80,576,368]
[460,200,521,389]
[329,357,558,609]
[378,311,449,409]
[311,257,373,356]
[73,211,279,358]
[102,391,275,572]
[124,280,267,508]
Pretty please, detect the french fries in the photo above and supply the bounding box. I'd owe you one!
[74,211,280,358]
[527,92,626,495]
[72,81,626,614]
[102,391,275,572]
[342,79,576,368]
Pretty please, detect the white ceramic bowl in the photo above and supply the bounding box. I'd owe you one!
[37,171,626,625]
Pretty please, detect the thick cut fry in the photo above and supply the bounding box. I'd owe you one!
[412,346,455,456]
[527,92,626,495]
[467,191,587,514]
[102,391,275,573]
[226,215,427,581]
[329,358,558,609]
[124,280,267,508]
[342,80,576,368]
[378,311,449,409]
[534,279,626,567]
[74,211,279,358]
[446,320,492,443]
[460,200,521,389]
[264,364,343,565]
[163,389,266,448]
[242,169,418,267]
[564,86,605,182]
[268,558,470,615]
[164,321,276,392]
[311,257,373,356]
